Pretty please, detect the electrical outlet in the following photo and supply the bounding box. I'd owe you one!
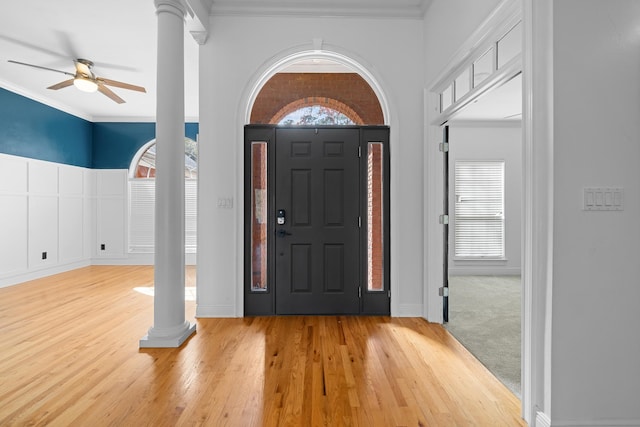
[42,252,47,260]
[100,244,106,250]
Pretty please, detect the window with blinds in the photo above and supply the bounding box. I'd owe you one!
[129,180,198,253]
[454,160,504,258]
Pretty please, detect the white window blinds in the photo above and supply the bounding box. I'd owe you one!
[129,179,197,253]
[454,161,504,258]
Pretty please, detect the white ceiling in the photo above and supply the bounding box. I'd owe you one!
[0,0,526,124]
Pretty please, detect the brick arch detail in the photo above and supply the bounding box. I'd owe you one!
[270,97,365,125]
[250,73,384,125]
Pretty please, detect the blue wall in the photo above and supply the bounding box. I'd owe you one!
[92,122,199,169]
[0,87,93,167]
[0,87,198,169]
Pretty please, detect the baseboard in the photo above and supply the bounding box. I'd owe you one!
[394,304,423,317]
[91,252,197,266]
[550,419,640,427]
[0,259,91,288]
[196,304,238,318]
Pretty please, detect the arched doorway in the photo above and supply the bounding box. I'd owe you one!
[243,55,390,315]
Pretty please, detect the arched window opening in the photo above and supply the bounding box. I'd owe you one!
[279,105,355,126]
[134,138,198,179]
[129,138,198,254]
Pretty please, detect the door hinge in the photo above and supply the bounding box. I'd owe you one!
[358,216,362,228]
[358,286,362,298]
[439,142,449,152]
[388,289,391,298]
[439,214,449,224]
[358,146,362,158]
[439,287,449,297]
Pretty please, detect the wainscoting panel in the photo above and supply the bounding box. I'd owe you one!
[0,154,93,288]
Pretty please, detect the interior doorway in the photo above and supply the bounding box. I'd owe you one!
[244,125,390,316]
[442,74,523,397]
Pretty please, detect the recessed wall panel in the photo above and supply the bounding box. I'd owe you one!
[0,195,28,276]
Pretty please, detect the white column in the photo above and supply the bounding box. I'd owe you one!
[140,0,196,348]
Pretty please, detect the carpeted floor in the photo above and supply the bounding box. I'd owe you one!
[445,275,521,397]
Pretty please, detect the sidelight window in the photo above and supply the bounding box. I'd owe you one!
[367,142,384,291]
[250,142,268,292]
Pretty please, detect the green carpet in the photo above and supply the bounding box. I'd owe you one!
[445,275,521,397]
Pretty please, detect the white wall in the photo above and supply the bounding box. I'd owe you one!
[197,15,425,316]
[449,123,522,275]
[0,154,93,287]
[423,0,503,84]
[549,0,640,424]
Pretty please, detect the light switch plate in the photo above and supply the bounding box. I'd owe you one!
[217,197,234,209]
[583,187,623,211]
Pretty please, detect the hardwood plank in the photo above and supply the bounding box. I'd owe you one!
[0,266,525,426]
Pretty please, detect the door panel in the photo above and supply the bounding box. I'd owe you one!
[275,128,360,314]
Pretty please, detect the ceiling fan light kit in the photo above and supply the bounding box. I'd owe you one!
[73,75,98,93]
[7,57,146,104]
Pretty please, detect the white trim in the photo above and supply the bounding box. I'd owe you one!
[536,411,551,427]
[0,260,90,289]
[396,304,424,317]
[242,47,391,126]
[237,43,397,317]
[449,119,522,128]
[210,1,429,19]
[550,420,640,427]
[428,0,522,92]
[129,139,157,178]
[195,304,237,318]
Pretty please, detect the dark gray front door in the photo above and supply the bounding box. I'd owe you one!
[274,128,360,314]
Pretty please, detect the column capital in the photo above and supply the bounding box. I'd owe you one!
[154,0,188,18]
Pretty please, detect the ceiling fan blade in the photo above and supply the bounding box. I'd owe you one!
[8,60,74,77]
[97,77,146,93]
[97,83,125,104]
[47,79,75,90]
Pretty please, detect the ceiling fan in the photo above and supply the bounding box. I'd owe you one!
[8,58,146,104]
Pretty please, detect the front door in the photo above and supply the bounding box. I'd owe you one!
[274,128,360,314]
[244,125,390,316]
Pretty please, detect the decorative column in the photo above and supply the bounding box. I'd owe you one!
[140,0,196,348]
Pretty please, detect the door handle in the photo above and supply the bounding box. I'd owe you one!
[276,229,292,238]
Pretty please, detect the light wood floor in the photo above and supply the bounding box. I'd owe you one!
[0,266,524,426]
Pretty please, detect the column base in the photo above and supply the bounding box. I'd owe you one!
[139,321,196,348]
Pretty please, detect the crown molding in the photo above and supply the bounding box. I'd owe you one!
[209,1,431,19]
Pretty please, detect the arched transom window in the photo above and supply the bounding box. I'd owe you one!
[279,105,355,126]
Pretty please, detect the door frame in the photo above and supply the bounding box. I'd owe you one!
[243,125,390,316]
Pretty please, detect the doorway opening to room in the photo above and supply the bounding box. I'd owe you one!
[430,12,524,398]
[243,58,390,316]
[443,75,523,398]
